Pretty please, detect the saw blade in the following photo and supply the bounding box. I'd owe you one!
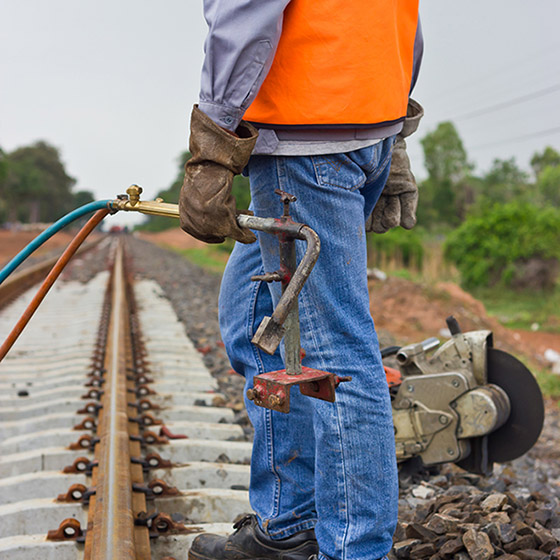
[486,348,544,463]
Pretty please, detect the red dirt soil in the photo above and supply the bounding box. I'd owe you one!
[0,230,90,266]
[138,231,560,367]
[136,228,206,251]
[369,276,560,366]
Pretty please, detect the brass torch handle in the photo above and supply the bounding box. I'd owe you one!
[110,185,180,218]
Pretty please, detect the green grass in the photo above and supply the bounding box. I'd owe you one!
[535,369,560,401]
[388,268,415,281]
[170,246,229,274]
[470,285,560,332]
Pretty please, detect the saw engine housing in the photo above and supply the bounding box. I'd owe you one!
[386,319,544,475]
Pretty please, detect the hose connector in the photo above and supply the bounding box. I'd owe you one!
[109,185,180,219]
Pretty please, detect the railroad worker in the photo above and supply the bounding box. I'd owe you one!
[179,2,424,559]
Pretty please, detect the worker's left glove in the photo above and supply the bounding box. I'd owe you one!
[179,105,258,244]
[367,99,424,234]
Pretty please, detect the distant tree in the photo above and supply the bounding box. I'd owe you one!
[138,150,252,233]
[536,164,560,208]
[138,151,189,232]
[418,121,474,226]
[0,148,7,182]
[1,155,43,222]
[526,146,560,208]
[5,141,76,223]
[422,122,471,185]
[477,157,531,206]
[530,146,560,179]
[73,190,95,207]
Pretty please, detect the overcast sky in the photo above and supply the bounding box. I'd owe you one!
[2,1,559,225]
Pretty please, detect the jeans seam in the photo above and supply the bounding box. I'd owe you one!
[366,140,394,184]
[248,276,281,519]
[276,156,287,190]
[365,142,381,171]
[299,288,350,559]
[334,399,350,560]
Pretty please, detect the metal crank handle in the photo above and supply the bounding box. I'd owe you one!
[237,214,320,356]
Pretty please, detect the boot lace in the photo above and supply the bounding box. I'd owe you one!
[232,514,254,533]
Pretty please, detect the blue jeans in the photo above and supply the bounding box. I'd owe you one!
[219,140,398,560]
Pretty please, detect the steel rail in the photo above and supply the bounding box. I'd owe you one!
[86,242,151,559]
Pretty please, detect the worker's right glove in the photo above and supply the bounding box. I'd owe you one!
[179,105,258,244]
[367,99,424,234]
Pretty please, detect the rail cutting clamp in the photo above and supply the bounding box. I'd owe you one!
[241,190,350,413]
[112,185,350,413]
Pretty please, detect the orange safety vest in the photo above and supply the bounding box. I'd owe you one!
[244,0,419,128]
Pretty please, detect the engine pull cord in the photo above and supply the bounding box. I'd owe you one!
[0,208,110,362]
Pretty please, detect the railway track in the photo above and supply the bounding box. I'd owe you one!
[2,229,560,560]
[0,237,252,559]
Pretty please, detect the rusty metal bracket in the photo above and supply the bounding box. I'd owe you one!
[47,518,87,542]
[68,433,99,451]
[130,430,167,445]
[63,456,98,475]
[136,384,156,396]
[135,429,169,445]
[129,398,160,411]
[135,511,201,538]
[247,367,351,413]
[73,416,97,430]
[130,411,163,427]
[132,479,180,500]
[131,452,173,471]
[81,388,104,400]
[56,483,97,504]
[85,375,105,387]
[77,401,103,415]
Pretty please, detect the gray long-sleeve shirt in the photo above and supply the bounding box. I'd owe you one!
[198,0,423,155]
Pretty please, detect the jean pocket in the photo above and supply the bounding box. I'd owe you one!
[311,154,366,191]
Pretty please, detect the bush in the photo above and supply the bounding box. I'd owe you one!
[444,202,560,289]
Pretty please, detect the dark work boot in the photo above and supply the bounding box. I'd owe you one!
[188,514,318,560]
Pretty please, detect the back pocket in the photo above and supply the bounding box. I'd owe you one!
[311,153,366,191]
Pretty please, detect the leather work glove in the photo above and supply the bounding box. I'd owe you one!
[367,99,424,234]
[179,105,258,244]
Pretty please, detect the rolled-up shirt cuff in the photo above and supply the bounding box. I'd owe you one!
[198,101,245,132]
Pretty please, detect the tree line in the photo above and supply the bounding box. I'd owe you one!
[415,122,560,290]
[417,122,560,227]
[3,130,558,291]
[0,141,94,225]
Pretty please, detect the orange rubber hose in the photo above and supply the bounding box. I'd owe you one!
[0,209,110,362]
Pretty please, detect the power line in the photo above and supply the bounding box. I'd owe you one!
[469,125,560,152]
[427,40,560,103]
[450,83,560,122]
